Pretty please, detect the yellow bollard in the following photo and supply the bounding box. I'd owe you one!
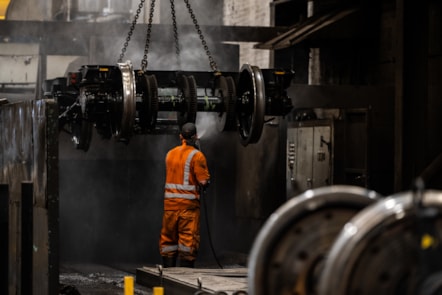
[153,286,164,295]
[124,276,134,295]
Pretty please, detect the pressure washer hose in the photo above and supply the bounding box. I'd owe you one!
[201,187,223,269]
[196,138,223,269]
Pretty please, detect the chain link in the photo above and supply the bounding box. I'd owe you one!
[118,0,146,63]
[183,0,218,72]
[119,0,219,72]
[141,0,156,71]
[170,0,181,70]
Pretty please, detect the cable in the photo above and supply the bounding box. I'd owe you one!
[196,140,222,269]
[201,188,223,269]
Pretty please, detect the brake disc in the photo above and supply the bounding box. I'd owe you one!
[146,74,159,130]
[237,64,265,146]
[319,190,442,295]
[215,75,237,132]
[72,87,93,151]
[71,118,92,151]
[116,61,136,142]
[247,185,381,295]
[177,75,197,127]
[138,73,158,132]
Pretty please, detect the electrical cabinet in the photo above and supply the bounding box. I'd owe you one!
[286,120,332,198]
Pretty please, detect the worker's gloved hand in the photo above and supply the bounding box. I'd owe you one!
[199,180,210,193]
[194,139,201,150]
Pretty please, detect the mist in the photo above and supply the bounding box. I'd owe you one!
[58,0,242,265]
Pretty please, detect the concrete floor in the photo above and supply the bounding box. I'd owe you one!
[60,264,152,295]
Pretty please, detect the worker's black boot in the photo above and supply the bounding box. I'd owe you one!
[179,259,195,268]
[162,256,176,268]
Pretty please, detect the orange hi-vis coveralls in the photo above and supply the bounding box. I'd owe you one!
[159,140,210,262]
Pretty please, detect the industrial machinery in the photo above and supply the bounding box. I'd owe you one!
[286,120,333,195]
[43,0,294,151]
[45,62,293,151]
[319,185,442,295]
[247,184,442,295]
[247,185,381,295]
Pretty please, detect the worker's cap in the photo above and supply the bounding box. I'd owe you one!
[181,122,197,139]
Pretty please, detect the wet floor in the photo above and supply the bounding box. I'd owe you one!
[59,264,152,295]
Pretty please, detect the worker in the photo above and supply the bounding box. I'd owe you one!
[159,122,210,268]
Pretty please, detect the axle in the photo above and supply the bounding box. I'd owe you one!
[44,61,294,151]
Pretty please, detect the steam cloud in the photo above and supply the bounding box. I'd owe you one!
[59,0,232,265]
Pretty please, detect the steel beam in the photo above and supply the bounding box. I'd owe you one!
[0,20,288,44]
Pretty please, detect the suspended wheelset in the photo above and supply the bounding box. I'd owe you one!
[46,61,294,151]
[42,0,294,151]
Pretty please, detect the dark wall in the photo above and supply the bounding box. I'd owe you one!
[59,113,288,265]
[48,0,283,266]
[59,131,171,263]
[274,0,442,194]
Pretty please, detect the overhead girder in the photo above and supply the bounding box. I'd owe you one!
[46,61,294,151]
[0,21,287,46]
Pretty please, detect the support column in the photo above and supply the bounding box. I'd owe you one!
[395,0,429,190]
[0,184,8,295]
[21,182,33,295]
[307,0,321,85]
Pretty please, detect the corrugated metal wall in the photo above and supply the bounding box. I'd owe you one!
[0,99,58,295]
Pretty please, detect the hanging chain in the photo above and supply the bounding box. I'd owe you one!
[118,0,145,63]
[183,0,219,72]
[170,0,181,70]
[141,0,156,71]
[118,0,219,72]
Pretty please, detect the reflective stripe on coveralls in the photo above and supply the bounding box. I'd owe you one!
[160,143,207,261]
[162,245,178,253]
[159,209,201,259]
[164,149,199,199]
[178,244,191,252]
